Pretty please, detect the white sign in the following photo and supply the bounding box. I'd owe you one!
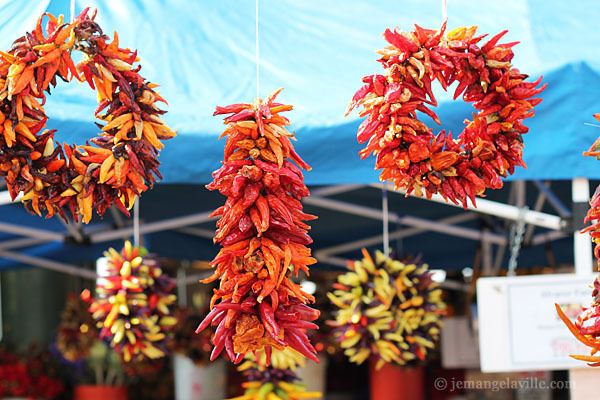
[477,274,597,372]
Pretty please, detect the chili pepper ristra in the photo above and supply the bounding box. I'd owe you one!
[346,23,546,206]
[196,88,320,364]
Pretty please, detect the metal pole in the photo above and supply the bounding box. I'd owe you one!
[0,250,98,280]
[382,184,390,256]
[573,177,593,275]
[376,184,563,230]
[90,211,213,243]
[304,196,507,245]
[133,197,140,247]
[0,191,21,205]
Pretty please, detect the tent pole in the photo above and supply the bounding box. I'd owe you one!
[133,197,140,247]
[56,215,84,243]
[375,183,564,230]
[309,185,364,197]
[572,177,593,276]
[382,184,389,256]
[0,250,98,279]
[0,190,21,206]
[177,227,215,239]
[89,211,213,243]
[0,222,64,241]
[316,213,477,257]
[533,180,571,218]
[0,237,52,251]
[304,196,507,244]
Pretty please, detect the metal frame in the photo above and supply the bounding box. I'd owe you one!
[0,179,580,281]
[307,180,572,275]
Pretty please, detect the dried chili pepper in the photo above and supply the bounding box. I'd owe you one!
[197,89,319,365]
[346,23,546,207]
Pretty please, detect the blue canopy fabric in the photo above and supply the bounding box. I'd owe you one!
[0,0,599,184]
[0,0,599,272]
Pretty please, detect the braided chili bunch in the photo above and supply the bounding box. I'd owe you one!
[346,23,546,206]
[0,9,175,223]
[196,89,320,365]
[555,114,600,366]
[85,241,177,362]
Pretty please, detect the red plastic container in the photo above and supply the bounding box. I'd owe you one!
[74,385,127,400]
[369,359,425,400]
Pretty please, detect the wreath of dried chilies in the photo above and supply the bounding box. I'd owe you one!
[346,22,546,207]
[0,9,175,223]
[555,114,600,366]
[196,89,320,365]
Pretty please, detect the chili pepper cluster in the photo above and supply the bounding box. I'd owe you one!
[328,249,445,370]
[56,293,98,362]
[230,349,321,400]
[0,9,175,223]
[555,113,600,366]
[196,88,320,365]
[346,23,546,206]
[85,241,177,362]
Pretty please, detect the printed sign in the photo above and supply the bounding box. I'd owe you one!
[477,274,596,372]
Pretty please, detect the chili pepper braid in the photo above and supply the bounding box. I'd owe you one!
[346,23,546,207]
[0,9,175,223]
[83,241,177,362]
[196,88,320,364]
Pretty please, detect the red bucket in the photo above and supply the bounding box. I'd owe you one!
[369,359,425,400]
[74,385,127,400]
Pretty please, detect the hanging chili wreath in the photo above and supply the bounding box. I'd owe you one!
[0,8,175,223]
[555,113,600,366]
[346,22,546,207]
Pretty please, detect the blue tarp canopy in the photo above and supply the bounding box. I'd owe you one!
[0,0,598,272]
[2,0,600,184]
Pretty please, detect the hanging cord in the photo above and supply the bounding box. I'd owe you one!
[507,207,527,276]
[70,0,75,22]
[255,0,260,98]
[133,198,140,247]
[382,184,390,256]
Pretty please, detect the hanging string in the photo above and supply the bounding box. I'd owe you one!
[442,0,447,22]
[255,0,260,99]
[70,0,75,22]
[382,184,390,256]
[133,198,140,247]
